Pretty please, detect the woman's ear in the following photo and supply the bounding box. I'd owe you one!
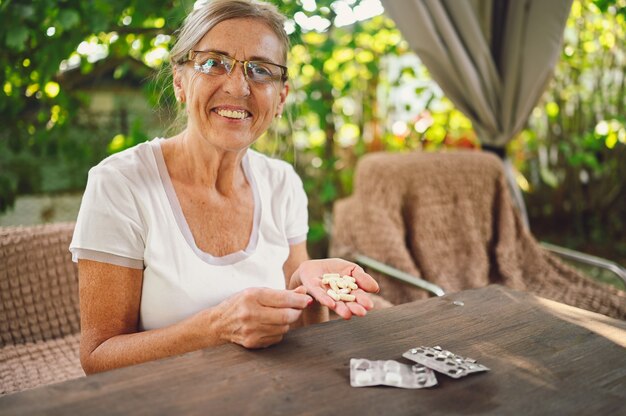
[275,82,289,117]
[173,66,186,103]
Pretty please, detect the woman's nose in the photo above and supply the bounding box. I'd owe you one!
[223,62,251,97]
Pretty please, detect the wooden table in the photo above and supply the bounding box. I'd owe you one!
[1,285,625,415]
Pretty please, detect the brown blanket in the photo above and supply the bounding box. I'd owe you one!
[331,151,626,320]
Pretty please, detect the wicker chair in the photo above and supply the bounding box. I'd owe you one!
[0,222,83,396]
[330,151,626,320]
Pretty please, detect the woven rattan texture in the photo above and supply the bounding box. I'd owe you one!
[0,223,83,395]
[0,334,82,395]
[330,151,626,320]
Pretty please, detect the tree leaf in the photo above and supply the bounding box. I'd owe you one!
[6,26,29,52]
[58,9,81,30]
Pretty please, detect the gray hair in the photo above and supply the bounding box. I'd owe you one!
[170,0,289,66]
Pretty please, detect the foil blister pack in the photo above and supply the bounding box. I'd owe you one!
[351,346,489,388]
[350,359,438,389]
[402,346,490,379]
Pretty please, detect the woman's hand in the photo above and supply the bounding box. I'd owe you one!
[290,259,380,320]
[216,286,312,349]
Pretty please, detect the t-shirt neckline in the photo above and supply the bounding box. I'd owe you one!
[150,138,261,265]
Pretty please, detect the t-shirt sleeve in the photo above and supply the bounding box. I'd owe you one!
[284,166,309,245]
[69,165,145,269]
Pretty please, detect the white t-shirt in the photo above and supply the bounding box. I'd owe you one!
[70,138,308,330]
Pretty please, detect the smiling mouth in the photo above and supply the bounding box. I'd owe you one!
[214,108,251,120]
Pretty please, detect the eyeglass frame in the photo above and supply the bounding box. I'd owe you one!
[181,50,288,83]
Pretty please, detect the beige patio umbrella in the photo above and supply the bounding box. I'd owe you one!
[381,0,574,224]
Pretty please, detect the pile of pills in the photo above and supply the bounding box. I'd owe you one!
[321,273,359,302]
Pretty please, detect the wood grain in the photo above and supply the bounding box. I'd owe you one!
[1,285,624,415]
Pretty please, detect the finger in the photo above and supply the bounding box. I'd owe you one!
[256,287,312,309]
[353,289,374,310]
[346,301,368,317]
[295,271,333,307]
[241,332,286,349]
[256,334,285,348]
[333,301,353,320]
[306,285,336,309]
[349,266,380,293]
[293,285,307,294]
[257,307,303,326]
[292,286,314,306]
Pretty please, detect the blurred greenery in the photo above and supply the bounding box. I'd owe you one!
[0,0,190,199]
[510,0,626,263]
[0,0,624,262]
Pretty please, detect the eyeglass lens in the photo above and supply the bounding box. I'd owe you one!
[192,52,284,83]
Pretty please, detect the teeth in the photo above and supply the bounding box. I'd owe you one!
[216,109,248,119]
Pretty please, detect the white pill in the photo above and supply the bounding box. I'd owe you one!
[327,289,340,301]
[342,275,356,283]
[384,360,401,372]
[384,372,401,386]
[338,288,351,294]
[336,279,347,289]
[339,294,356,302]
[348,282,358,290]
[329,280,340,292]
[355,371,373,385]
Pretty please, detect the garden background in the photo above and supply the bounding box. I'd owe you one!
[1,0,624,266]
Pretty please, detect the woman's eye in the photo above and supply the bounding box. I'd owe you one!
[196,57,226,74]
[249,63,272,77]
[202,59,218,69]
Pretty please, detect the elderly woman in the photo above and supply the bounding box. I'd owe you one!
[70,0,379,374]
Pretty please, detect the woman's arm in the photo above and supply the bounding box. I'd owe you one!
[79,259,311,374]
[79,259,222,374]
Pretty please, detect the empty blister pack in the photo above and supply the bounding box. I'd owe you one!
[350,358,438,389]
[402,346,490,379]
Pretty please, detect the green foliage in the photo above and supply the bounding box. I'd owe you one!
[1,0,475,256]
[258,1,476,255]
[1,0,622,261]
[514,0,626,259]
[0,0,190,207]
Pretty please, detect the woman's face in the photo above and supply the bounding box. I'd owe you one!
[174,17,288,152]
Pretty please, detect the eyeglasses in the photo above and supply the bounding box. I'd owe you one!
[185,50,288,84]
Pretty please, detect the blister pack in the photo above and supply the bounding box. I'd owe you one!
[402,346,489,379]
[350,358,438,389]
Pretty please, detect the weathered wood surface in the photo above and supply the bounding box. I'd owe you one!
[1,285,625,416]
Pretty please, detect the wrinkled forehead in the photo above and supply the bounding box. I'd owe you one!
[196,17,286,63]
